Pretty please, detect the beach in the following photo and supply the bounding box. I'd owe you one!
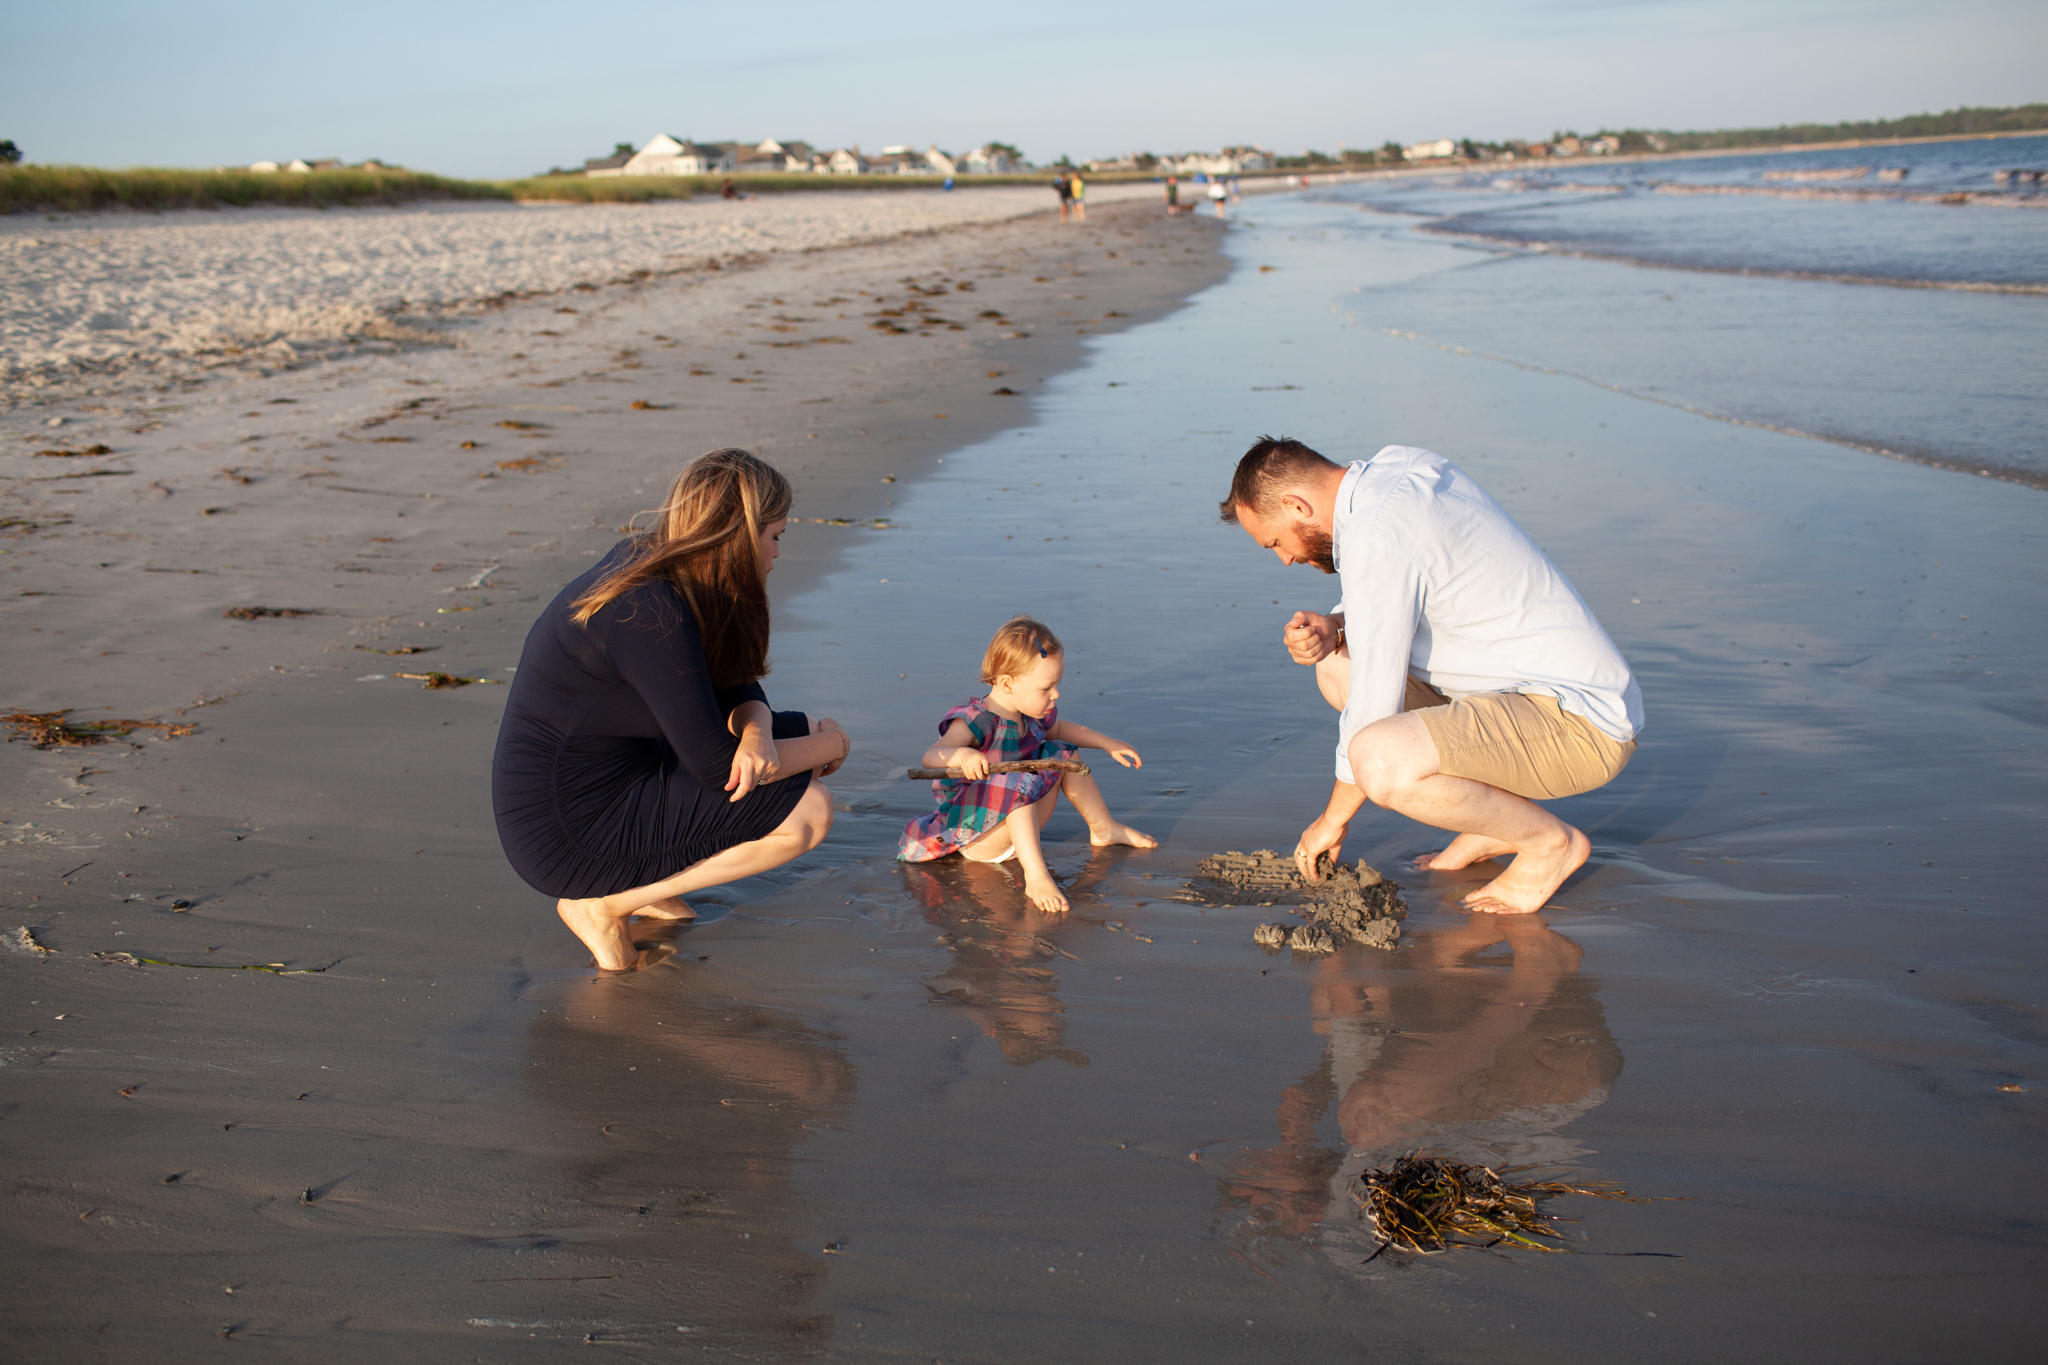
[4,171,2046,1363]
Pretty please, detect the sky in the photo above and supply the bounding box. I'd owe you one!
[3,0,2042,178]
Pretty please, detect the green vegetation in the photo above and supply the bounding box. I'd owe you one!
[1,164,510,214]
[1628,102,2048,153]
[2,163,1133,215]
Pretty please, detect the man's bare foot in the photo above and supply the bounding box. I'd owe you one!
[1461,826,1591,915]
[1416,833,1517,872]
[556,897,640,971]
[1088,821,1158,849]
[1023,873,1070,914]
[631,896,696,921]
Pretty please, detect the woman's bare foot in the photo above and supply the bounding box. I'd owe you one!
[1461,826,1591,914]
[631,896,696,921]
[556,897,640,971]
[1088,821,1158,849]
[1415,833,1516,872]
[1023,873,1070,914]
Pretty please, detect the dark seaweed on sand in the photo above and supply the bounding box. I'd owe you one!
[3,709,195,749]
[394,671,504,689]
[221,606,320,620]
[1354,1154,1649,1258]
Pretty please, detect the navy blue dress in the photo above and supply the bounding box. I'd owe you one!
[492,540,812,899]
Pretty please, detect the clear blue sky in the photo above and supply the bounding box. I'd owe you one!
[3,0,2040,177]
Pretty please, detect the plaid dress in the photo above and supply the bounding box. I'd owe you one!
[897,697,1079,861]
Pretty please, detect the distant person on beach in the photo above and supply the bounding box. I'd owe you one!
[899,615,1155,913]
[493,449,847,970]
[1070,170,1087,222]
[1221,437,1642,915]
[1209,180,1228,218]
[1164,176,1180,214]
[720,179,746,200]
[1053,171,1073,222]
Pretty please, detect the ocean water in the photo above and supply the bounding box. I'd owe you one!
[1283,140,2048,482]
[653,185,2047,1358]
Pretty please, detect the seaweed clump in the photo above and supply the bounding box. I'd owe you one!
[1192,849,1406,953]
[3,709,195,749]
[1353,1154,1644,1257]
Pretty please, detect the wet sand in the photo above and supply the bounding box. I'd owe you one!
[5,185,2047,1362]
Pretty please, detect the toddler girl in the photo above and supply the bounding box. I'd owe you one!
[898,616,1155,912]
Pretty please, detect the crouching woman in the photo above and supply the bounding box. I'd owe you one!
[492,448,847,969]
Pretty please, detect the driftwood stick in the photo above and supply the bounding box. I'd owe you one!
[907,758,1091,780]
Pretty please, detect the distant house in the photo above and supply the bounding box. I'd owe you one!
[248,161,280,173]
[604,135,736,177]
[1552,136,1584,157]
[752,138,818,171]
[923,145,957,177]
[1586,135,1621,155]
[1402,138,1457,161]
[308,158,343,171]
[963,145,1016,174]
[867,147,932,176]
[584,151,632,176]
[1085,154,1139,173]
[1220,145,1273,171]
[819,147,866,175]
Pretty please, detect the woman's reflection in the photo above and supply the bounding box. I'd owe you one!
[524,964,855,1349]
[1219,914,1622,1249]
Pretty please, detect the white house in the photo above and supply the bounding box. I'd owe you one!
[923,145,957,177]
[963,144,1016,174]
[603,135,736,177]
[1402,138,1457,161]
[819,147,866,175]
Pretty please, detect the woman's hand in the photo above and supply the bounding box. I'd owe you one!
[726,722,778,802]
[1104,740,1143,769]
[813,716,850,777]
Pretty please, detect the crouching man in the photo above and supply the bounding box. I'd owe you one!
[1221,436,1643,913]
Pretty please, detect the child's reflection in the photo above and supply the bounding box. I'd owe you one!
[524,968,855,1345]
[1219,915,1621,1246]
[901,854,1123,1069]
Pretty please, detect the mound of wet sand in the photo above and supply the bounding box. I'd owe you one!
[1192,850,1407,953]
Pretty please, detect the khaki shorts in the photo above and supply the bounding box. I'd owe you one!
[1403,678,1635,801]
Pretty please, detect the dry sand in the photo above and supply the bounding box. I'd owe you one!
[1,183,1169,395]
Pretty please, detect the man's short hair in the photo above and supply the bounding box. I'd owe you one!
[1219,435,1342,523]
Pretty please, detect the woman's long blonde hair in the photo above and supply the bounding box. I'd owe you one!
[571,448,792,687]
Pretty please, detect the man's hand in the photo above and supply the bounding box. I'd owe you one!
[1284,611,1338,666]
[1293,813,1348,882]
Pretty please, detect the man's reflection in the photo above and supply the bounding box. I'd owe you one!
[1218,914,1622,1248]
[900,855,1118,1069]
[524,963,855,1348]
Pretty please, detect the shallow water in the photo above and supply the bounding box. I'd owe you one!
[517,198,2048,1358]
[1268,186,2048,483]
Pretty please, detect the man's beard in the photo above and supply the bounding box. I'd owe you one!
[1296,522,1337,574]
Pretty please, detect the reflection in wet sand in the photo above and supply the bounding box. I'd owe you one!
[1218,916,1622,1257]
[900,856,1124,1069]
[523,962,855,1353]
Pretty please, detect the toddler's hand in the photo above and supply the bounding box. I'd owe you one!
[952,749,990,780]
[1106,742,1143,769]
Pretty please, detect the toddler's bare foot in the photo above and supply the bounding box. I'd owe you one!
[1088,821,1158,849]
[1461,827,1591,915]
[1023,873,1070,914]
[632,896,696,921]
[1415,833,1516,872]
[557,897,639,971]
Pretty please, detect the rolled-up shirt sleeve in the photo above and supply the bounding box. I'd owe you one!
[1333,531,1423,785]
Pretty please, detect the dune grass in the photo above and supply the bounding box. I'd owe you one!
[4,164,1166,215]
[2,165,511,214]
